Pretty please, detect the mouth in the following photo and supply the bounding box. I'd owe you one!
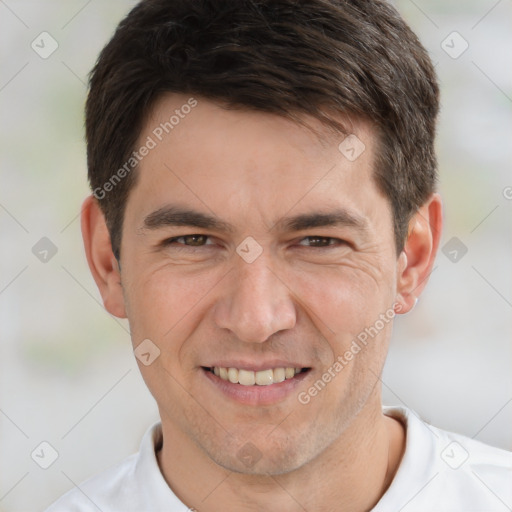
[203,366,311,385]
[201,365,312,405]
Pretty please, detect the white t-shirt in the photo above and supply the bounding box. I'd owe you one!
[45,406,512,511]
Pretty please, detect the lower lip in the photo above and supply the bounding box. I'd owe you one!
[201,368,311,406]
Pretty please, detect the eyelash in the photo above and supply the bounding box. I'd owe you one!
[162,234,346,249]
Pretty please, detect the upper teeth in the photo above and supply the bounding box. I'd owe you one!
[213,367,303,386]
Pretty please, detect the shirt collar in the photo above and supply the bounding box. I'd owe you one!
[373,405,440,511]
[133,421,190,510]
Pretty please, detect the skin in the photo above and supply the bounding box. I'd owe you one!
[82,93,442,511]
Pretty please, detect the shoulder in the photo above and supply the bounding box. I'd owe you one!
[378,406,512,512]
[44,422,178,512]
[44,452,140,512]
[432,421,512,494]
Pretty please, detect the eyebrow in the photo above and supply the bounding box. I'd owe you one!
[143,206,235,233]
[142,205,368,234]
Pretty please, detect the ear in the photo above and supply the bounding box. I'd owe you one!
[395,193,442,314]
[81,195,127,318]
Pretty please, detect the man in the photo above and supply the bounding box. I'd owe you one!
[46,0,511,510]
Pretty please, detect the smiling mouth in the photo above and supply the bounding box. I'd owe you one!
[202,366,311,386]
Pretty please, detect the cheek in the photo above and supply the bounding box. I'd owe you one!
[289,262,394,340]
[124,269,220,401]
[125,266,219,346]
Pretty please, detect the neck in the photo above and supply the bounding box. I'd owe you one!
[157,396,405,512]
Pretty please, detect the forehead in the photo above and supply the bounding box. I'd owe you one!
[142,92,373,162]
[127,93,386,233]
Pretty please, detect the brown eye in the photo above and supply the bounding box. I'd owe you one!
[164,234,212,247]
[298,236,344,247]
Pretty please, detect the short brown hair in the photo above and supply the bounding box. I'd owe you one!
[86,0,439,259]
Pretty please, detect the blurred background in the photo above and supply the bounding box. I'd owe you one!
[1,1,511,510]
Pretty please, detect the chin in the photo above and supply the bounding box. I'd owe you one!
[216,450,306,476]
[201,430,312,476]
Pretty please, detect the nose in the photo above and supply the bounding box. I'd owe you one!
[214,255,297,343]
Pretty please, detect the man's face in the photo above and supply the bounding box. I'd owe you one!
[119,93,402,474]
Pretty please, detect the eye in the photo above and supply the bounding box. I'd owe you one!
[163,234,214,247]
[161,235,346,250]
[297,236,346,248]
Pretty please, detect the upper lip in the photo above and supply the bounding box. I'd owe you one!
[203,360,310,372]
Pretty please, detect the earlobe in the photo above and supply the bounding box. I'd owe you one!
[81,196,127,318]
[395,193,442,314]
